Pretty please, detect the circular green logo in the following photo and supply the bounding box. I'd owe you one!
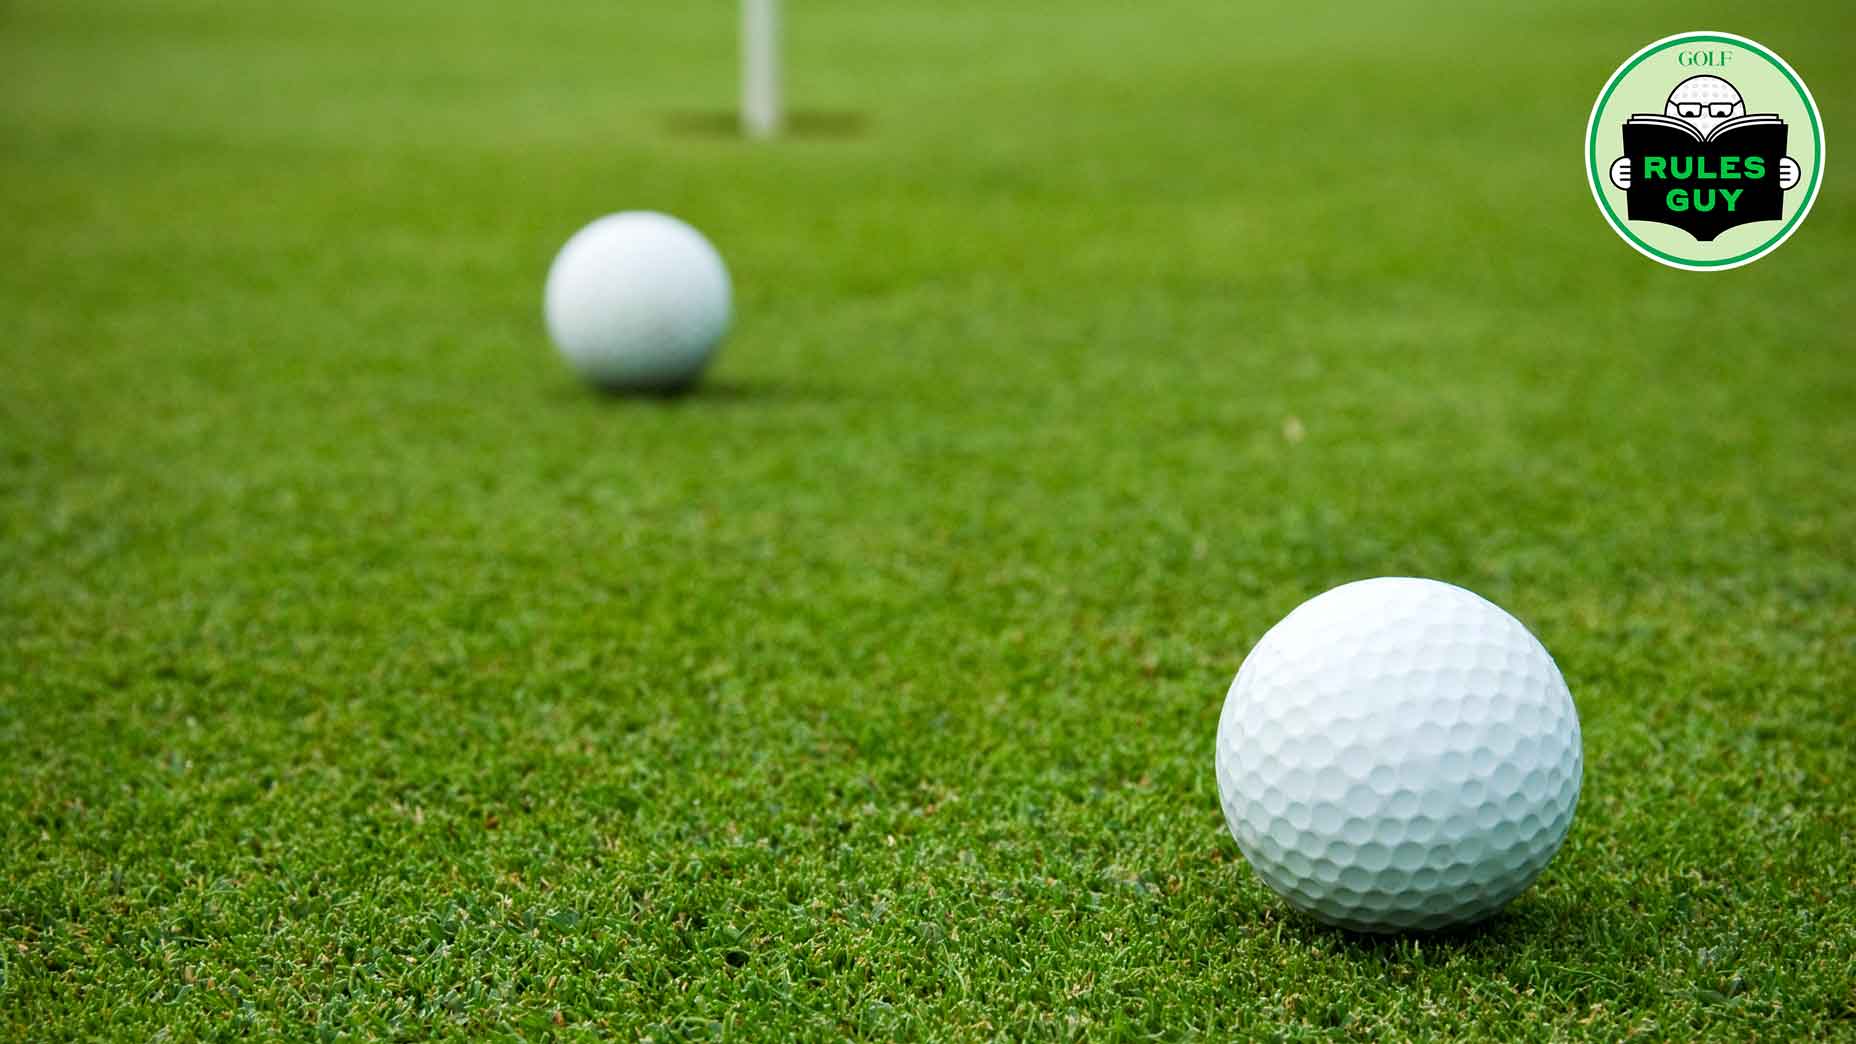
[1585,31,1824,271]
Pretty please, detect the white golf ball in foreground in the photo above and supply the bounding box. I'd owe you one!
[1215,578,1581,932]
[544,212,731,391]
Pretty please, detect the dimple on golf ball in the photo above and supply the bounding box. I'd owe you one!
[1214,577,1582,932]
[544,211,732,391]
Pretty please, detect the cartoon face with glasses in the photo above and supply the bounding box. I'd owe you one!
[1665,75,1746,136]
[1609,75,1800,191]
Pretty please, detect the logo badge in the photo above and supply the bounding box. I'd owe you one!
[1586,32,1824,270]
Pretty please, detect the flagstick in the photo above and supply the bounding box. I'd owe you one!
[741,0,781,139]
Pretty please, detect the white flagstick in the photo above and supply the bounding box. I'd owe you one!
[741,0,781,139]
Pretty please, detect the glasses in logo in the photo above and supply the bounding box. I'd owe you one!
[1676,102,1738,118]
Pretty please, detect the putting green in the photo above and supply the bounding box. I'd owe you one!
[3,1,1852,1037]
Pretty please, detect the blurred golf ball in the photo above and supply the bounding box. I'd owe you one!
[544,212,731,391]
[1215,578,1582,932]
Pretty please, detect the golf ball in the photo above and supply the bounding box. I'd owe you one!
[1214,578,1581,932]
[543,211,732,390]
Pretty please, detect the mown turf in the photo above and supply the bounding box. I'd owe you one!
[3,0,1854,1039]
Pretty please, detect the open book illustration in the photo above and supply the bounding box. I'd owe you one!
[1624,113,1784,142]
[1622,115,1787,241]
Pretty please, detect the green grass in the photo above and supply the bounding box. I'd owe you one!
[4,0,1854,1038]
